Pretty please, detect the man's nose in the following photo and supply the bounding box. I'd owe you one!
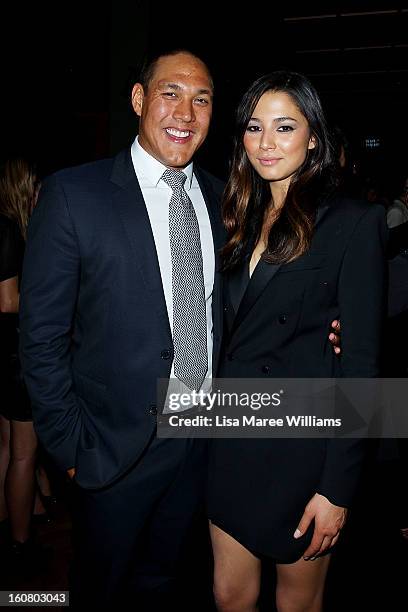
[173,98,195,122]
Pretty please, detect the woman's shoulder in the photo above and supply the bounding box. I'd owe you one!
[324,193,386,224]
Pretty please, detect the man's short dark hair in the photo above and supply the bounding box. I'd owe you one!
[138,48,214,92]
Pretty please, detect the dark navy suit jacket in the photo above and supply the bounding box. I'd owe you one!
[19,148,225,489]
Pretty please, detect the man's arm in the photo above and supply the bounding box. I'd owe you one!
[19,175,82,472]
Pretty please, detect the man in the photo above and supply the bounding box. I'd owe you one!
[19,49,224,609]
[20,49,340,608]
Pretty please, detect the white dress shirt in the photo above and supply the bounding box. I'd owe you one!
[131,137,214,405]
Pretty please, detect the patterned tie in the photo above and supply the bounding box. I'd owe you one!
[161,168,208,392]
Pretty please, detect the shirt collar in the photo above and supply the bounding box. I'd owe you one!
[131,137,194,190]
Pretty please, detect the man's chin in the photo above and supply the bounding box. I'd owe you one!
[163,152,196,169]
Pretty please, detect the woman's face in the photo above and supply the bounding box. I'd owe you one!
[243,90,316,193]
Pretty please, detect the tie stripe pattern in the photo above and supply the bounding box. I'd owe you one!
[162,169,208,391]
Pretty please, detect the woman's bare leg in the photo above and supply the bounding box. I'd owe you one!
[276,554,331,612]
[36,463,52,497]
[0,415,10,521]
[210,521,261,612]
[5,420,38,542]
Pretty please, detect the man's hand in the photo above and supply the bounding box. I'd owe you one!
[329,319,341,355]
[67,467,76,480]
[293,493,347,560]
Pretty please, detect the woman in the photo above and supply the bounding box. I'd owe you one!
[0,157,53,564]
[207,72,386,611]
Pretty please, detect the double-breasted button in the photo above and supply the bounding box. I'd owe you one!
[262,365,271,375]
[161,349,171,360]
[149,405,157,416]
[278,314,287,324]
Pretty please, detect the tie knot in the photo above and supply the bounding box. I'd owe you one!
[161,169,187,191]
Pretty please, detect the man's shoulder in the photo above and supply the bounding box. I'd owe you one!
[47,156,115,186]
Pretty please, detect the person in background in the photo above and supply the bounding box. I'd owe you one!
[0,157,53,569]
[387,175,408,228]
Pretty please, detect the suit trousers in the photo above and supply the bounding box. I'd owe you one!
[69,435,212,610]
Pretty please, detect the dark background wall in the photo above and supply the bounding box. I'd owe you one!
[1,1,407,194]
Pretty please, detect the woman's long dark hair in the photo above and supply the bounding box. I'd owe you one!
[222,71,336,269]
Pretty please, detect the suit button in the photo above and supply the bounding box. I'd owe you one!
[149,405,157,415]
[161,349,171,360]
[278,315,287,324]
[227,353,233,361]
[224,306,228,312]
[262,365,271,375]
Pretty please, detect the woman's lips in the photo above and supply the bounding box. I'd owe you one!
[257,158,282,166]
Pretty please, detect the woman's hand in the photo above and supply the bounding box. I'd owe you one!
[293,493,347,560]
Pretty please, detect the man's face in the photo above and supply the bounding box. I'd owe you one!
[132,53,213,169]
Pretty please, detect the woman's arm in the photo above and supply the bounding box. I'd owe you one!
[294,203,388,559]
[0,276,19,313]
[320,204,387,499]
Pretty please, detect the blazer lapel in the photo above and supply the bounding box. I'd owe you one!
[231,259,282,334]
[228,258,250,315]
[110,149,171,339]
[228,194,337,336]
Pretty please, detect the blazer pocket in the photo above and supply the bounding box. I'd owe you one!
[279,252,328,273]
[72,370,107,407]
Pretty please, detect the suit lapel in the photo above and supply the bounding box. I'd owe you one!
[194,166,224,256]
[110,149,171,338]
[194,166,224,375]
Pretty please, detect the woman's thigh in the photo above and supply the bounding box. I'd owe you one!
[210,521,261,609]
[275,554,331,612]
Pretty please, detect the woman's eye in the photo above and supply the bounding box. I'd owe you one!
[246,125,261,132]
[277,125,294,132]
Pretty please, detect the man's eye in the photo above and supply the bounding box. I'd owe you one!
[163,92,177,98]
[195,98,209,105]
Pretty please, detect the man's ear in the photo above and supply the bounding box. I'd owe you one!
[131,83,144,117]
[308,134,317,150]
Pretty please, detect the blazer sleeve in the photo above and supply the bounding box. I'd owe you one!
[19,175,82,471]
[317,203,387,506]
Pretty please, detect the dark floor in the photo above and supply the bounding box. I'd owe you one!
[0,455,406,611]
